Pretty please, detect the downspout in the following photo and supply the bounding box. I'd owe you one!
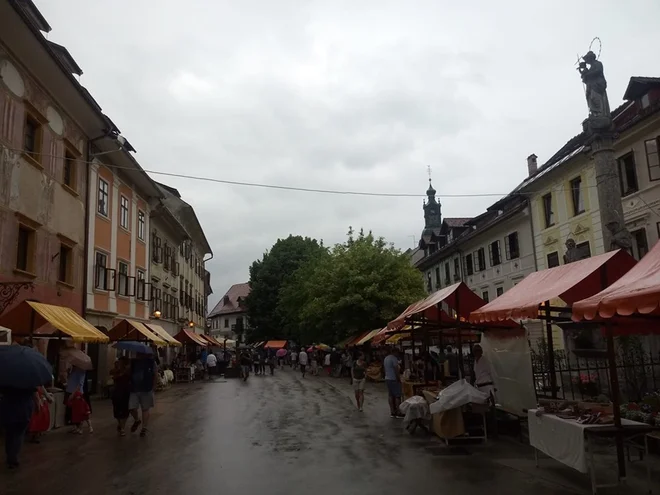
[526,197,539,271]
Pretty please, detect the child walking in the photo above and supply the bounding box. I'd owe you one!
[69,390,93,434]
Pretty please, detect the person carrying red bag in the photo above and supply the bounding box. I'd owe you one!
[28,387,53,443]
[68,390,93,435]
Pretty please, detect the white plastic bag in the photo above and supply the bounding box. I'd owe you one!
[399,395,430,427]
[429,379,489,414]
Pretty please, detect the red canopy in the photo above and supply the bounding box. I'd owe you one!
[388,282,488,329]
[470,249,636,323]
[174,329,208,346]
[573,241,660,321]
[264,340,287,349]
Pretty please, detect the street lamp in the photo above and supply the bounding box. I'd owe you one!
[188,320,195,328]
[153,310,162,319]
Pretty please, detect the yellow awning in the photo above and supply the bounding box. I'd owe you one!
[144,323,182,347]
[0,301,109,343]
[386,332,411,344]
[108,319,167,345]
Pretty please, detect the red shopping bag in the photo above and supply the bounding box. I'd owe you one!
[69,392,90,423]
[29,401,50,433]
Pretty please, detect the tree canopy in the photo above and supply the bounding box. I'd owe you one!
[278,227,426,345]
[245,235,326,341]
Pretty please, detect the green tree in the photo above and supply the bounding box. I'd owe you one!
[279,227,426,344]
[245,235,325,341]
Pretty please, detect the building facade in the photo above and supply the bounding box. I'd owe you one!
[155,183,212,336]
[208,283,250,340]
[0,0,108,323]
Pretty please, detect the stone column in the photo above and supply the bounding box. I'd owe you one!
[583,118,632,253]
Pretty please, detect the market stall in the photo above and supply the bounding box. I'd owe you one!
[173,329,208,382]
[108,319,168,346]
[469,248,644,490]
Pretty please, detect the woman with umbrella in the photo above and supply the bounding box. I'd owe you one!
[110,356,131,436]
[0,345,53,469]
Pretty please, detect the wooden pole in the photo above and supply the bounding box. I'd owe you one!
[544,300,557,398]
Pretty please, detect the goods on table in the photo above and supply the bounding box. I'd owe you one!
[535,398,615,425]
[620,391,660,426]
[429,379,489,414]
[366,362,383,382]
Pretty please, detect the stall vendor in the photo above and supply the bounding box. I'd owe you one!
[472,344,496,403]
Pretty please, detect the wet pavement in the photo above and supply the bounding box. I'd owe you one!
[0,368,628,495]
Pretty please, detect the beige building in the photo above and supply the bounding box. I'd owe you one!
[208,283,250,340]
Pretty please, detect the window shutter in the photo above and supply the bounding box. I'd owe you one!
[505,235,511,260]
[488,243,494,266]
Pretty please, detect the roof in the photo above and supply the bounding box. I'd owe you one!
[444,218,472,228]
[46,40,82,76]
[470,249,636,323]
[623,76,660,101]
[209,283,250,317]
[572,241,660,321]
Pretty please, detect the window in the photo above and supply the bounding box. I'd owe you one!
[547,251,560,268]
[481,291,489,303]
[475,248,486,272]
[120,196,129,229]
[94,252,115,290]
[151,233,162,263]
[137,211,145,241]
[58,243,73,284]
[16,226,35,273]
[236,316,244,331]
[434,267,441,288]
[453,258,460,280]
[644,138,660,181]
[23,113,42,162]
[496,286,504,297]
[488,240,501,266]
[98,178,109,217]
[618,153,639,196]
[224,319,229,328]
[150,286,162,315]
[164,244,171,271]
[63,150,76,190]
[570,176,584,215]
[505,232,520,260]
[136,270,146,300]
[444,263,450,284]
[117,262,133,296]
[631,229,649,260]
[464,254,474,276]
[542,193,554,228]
[575,241,591,261]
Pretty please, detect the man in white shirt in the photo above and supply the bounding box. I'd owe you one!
[472,344,496,403]
[298,349,308,378]
[206,352,217,378]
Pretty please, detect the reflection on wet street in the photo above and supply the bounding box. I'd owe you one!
[3,370,575,495]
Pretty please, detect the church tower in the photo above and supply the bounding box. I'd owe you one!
[423,179,442,229]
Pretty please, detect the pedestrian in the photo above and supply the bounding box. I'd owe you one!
[344,351,354,384]
[206,351,217,378]
[0,387,35,469]
[383,348,403,418]
[110,357,131,436]
[291,349,298,370]
[298,348,308,378]
[64,365,87,430]
[240,350,252,381]
[324,351,331,375]
[269,352,276,376]
[331,348,341,377]
[128,352,158,437]
[68,388,92,434]
[352,353,367,412]
[310,351,318,376]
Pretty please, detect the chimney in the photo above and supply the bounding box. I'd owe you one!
[527,153,538,176]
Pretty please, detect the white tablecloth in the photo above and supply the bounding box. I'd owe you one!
[528,409,645,473]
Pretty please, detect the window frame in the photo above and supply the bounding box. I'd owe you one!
[488,240,502,266]
[476,248,486,272]
[481,290,489,303]
[63,147,77,192]
[22,105,44,167]
[464,253,474,276]
[94,251,115,291]
[57,242,74,286]
[434,267,441,288]
[542,193,554,228]
[117,261,133,297]
[496,286,504,297]
[570,176,585,216]
[547,251,560,268]
[98,178,109,217]
[644,137,660,182]
[137,210,145,241]
[617,152,639,197]
[444,262,451,285]
[119,195,130,230]
[505,231,520,260]
[631,228,649,261]
[15,224,36,274]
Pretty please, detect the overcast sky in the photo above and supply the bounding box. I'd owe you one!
[37,0,660,309]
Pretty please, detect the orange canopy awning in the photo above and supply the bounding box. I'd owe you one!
[389,282,504,330]
[573,242,660,323]
[108,319,167,345]
[346,330,371,347]
[264,340,287,349]
[174,329,208,346]
[199,334,223,346]
[470,249,637,323]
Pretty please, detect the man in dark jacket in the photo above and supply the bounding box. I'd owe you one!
[0,387,35,469]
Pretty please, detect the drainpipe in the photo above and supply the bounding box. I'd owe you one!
[526,197,539,271]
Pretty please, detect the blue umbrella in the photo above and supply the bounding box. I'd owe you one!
[0,345,53,389]
[113,341,153,354]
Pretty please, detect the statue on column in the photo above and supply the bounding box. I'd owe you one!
[579,51,611,120]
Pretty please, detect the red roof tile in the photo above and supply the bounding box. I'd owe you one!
[209,283,250,316]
